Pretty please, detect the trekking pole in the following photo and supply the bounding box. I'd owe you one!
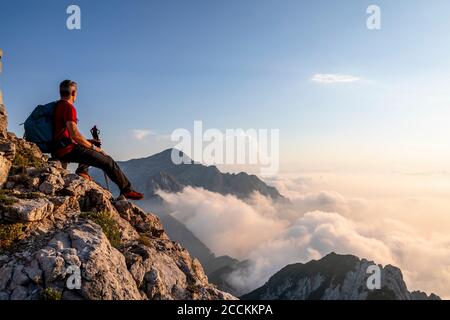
[90,125,110,191]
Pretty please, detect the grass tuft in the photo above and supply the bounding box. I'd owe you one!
[0,193,18,206]
[138,234,152,247]
[0,223,24,251]
[40,288,62,300]
[12,147,44,170]
[80,211,121,248]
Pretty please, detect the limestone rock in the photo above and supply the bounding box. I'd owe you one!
[78,187,140,242]
[0,140,14,187]
[1,197,54,223]
[68,221,143,300]
[0,155,11,188]
[39,173,64,195]
[114,200,166,239]
[0,104,7,139]
[0,139,15,161]
[7,133,45,163]
[62,174,91,197]
[123,242,236,300]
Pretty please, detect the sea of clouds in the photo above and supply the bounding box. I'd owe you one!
[157,176,450,298]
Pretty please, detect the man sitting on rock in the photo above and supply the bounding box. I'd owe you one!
[52,80,144,200]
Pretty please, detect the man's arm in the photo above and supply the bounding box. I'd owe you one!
[66,121,105,154]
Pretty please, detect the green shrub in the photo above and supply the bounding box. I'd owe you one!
[0,190,42,205]
[12,147,43,170]
[0,223,23,250]
[138,234,152,247]
[14,192,43,200]
[40,288,62,300]
[0,193,18,206]
[80,212,121,248]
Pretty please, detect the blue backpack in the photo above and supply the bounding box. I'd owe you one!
[24,101,59,153]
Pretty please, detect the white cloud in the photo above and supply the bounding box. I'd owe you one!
[157,180,450,298]
[157,187,287,259]
[311,73,360,84]
[226,211,395,295]
[132,129,153,141]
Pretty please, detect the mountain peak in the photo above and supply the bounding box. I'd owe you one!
[241,252,440,300]
[94,149,284,200]
[156,148,190,160]
[91,149,285,200]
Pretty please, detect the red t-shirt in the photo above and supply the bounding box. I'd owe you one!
[53,100,77,157]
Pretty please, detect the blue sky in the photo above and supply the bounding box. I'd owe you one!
[2,0,450,173]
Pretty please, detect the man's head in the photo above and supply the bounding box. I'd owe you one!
[59,80,77,102]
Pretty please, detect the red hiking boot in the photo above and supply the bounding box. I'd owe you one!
[77,172,93,181]
[122,190,144,200]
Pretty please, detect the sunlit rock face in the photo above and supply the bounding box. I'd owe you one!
[0,97,236,301]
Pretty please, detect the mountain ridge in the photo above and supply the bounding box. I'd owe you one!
[241,252,440,300]
[92,148,284,200]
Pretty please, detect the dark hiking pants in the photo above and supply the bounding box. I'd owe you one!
[58,145,131,193]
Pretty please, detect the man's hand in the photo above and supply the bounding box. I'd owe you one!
[67,121,107,156]
[88,139,107,155]
[89,140,107,155]
[88,139,102,148]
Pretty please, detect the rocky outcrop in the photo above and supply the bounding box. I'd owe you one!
[0,49,6,139]
[0,103,14,186]
[0,104,7,139]
[0,140,14,188]
[411,290,441,301]
[241,253,440,300]
[0,158,236,300]
[0,105,236,300]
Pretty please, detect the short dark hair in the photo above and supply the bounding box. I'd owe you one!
[59,80,77,98]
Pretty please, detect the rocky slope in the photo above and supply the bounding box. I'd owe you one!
[241,253,440,300]
[0,104,235,300]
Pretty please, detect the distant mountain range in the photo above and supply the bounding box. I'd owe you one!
[92,148,283,200]
[241,253,440,300]
[91,150,441,300]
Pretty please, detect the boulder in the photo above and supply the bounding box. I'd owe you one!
[123,241,236,300]
[1,197,54,222]
[68,221,143,300]
[62,174,91,197]
[39,173,65,195]
[114,200,166,239]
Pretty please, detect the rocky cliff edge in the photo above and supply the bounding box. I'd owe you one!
[0,102,236,300]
